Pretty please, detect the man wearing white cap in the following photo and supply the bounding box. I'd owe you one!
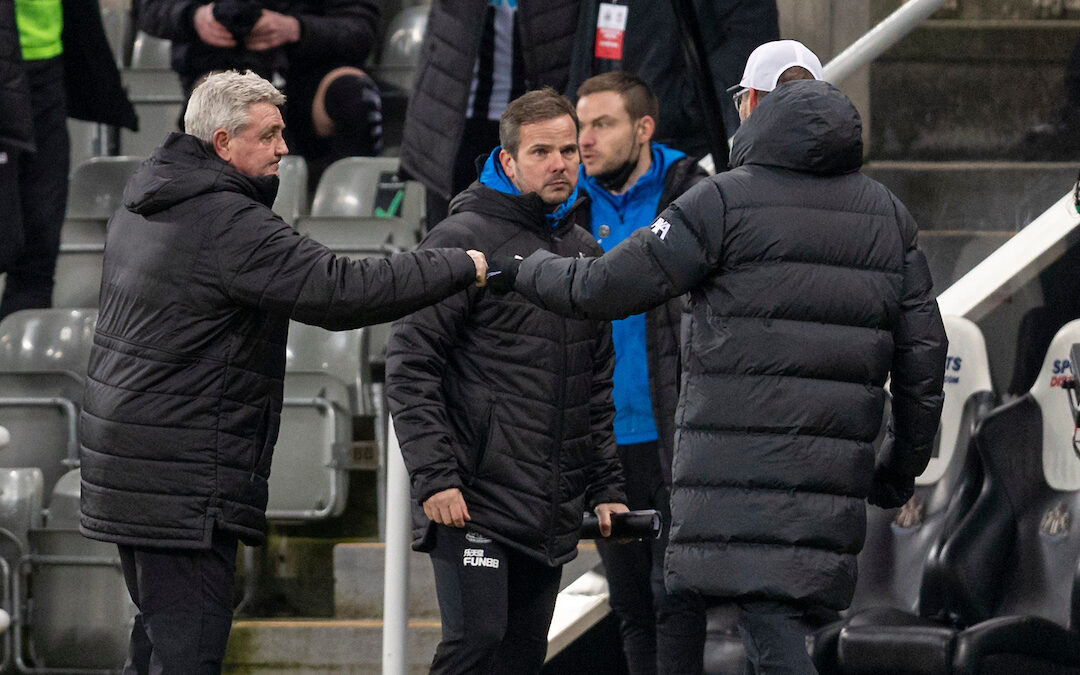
[488,40,947,673]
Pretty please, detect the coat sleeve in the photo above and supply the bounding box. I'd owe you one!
[212,204,476,330]
[514,178,725,320]
[136,0,200,42]
[584,320,625,509]
[288,0,379,65]
[881,198,949,481]
[384,225,479,505]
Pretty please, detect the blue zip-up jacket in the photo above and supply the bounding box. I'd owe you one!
[579,143,686,444]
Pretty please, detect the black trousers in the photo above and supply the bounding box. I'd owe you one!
[428,524,562,675]
[736,601,821,675]
[118,529,239,674]
[0,56,68,320]
[597,441,706,675]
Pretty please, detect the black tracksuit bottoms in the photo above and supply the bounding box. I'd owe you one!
[117,528,238,674]
[428,524,562,674]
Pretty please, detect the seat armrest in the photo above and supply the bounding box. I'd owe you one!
[953,615,1080,675]
[839,622,956,675]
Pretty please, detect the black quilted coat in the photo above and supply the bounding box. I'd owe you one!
[386,183,625,567]
[79,133,477,549]
[399,0,580,201]
[513,80,948,609]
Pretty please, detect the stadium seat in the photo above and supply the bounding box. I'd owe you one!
[121,36,184,157]
[310,156,426,230]
[296,215,418,253]
[66,156,144,220]
[0,309,97,498]
[273,155,309,225]
[22,469,135,670]
[129,30,171,70]
[809,315,996,672]
[53,217,107,309]
[835,319,1080,675]
[373,6,427,92]
[268,322,370,521]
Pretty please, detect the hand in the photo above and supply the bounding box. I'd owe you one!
[485,255,522,294]
[193,4,237,47]
[245,9,301,51]
[466,250,488,287]
[867,465,914,509]
[594,502,629,538]
[423,488,471,527]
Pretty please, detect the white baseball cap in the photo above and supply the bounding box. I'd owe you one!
[729,40,823,94]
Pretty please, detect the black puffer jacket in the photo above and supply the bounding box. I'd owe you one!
[79,133,477,549]
[571,155,706,485]
[386,183,624,567]
[137,0,378,89]
[512,81,948,609]
[399,0,580,201]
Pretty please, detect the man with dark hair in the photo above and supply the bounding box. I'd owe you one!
[386,87,627,674]
[490,41,948,674]
[78,70,487,673]
[573,70,707,675]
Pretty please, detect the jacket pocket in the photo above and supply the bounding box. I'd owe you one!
[250,398,274,479]
[467,398,497,485]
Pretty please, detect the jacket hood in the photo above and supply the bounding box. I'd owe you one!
[122,132,279,216]
[729,80,862,176]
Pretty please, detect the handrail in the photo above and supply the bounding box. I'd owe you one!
[823,0,947,84]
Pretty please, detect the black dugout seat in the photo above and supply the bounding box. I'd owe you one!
[810,316,995,673]
[836,319,1080,674]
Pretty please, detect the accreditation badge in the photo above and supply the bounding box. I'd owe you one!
[595,2,628,60]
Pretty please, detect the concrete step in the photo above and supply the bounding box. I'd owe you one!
[869,21,1080,159]
[332,541,602,619]
[863,161,1076,231]
[224,618,439,675]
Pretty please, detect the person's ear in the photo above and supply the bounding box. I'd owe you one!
[637,115,656,144]
[499,148,516,181]
[212,128,231,162]
[747,89,763,115]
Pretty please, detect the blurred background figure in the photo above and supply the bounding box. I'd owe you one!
[136,0,384,187]
[399,0,580,226]
[0,0,135,320]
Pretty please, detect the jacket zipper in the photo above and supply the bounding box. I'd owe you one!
[548,232,567,560]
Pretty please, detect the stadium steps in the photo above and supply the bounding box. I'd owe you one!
[222,542,601,674]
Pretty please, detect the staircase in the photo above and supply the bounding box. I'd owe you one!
[865,0,1080,392]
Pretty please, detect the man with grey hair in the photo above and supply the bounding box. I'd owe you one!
[78,69,487,673]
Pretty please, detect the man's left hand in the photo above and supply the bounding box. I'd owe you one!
[245,10,300,50]
[594,502,629,538]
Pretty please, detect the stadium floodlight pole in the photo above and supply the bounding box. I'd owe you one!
[670,0,729,171]
[822,0,946,84]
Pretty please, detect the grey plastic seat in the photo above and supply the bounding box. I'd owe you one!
[129,30,172,70]
[54,217,108,309]
[374,6,428,92]
[0,309,98,498]
[268,321,370,521]
[66,156,145,220]
[310,156,426,229]
[273,155,310,225]
[67,119,106,172]
[100,6,132,67]
[296,215,417,253]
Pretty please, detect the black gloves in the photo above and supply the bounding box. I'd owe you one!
[867,464,915,509]
[485,255,522,294]
[213,0,263,40]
